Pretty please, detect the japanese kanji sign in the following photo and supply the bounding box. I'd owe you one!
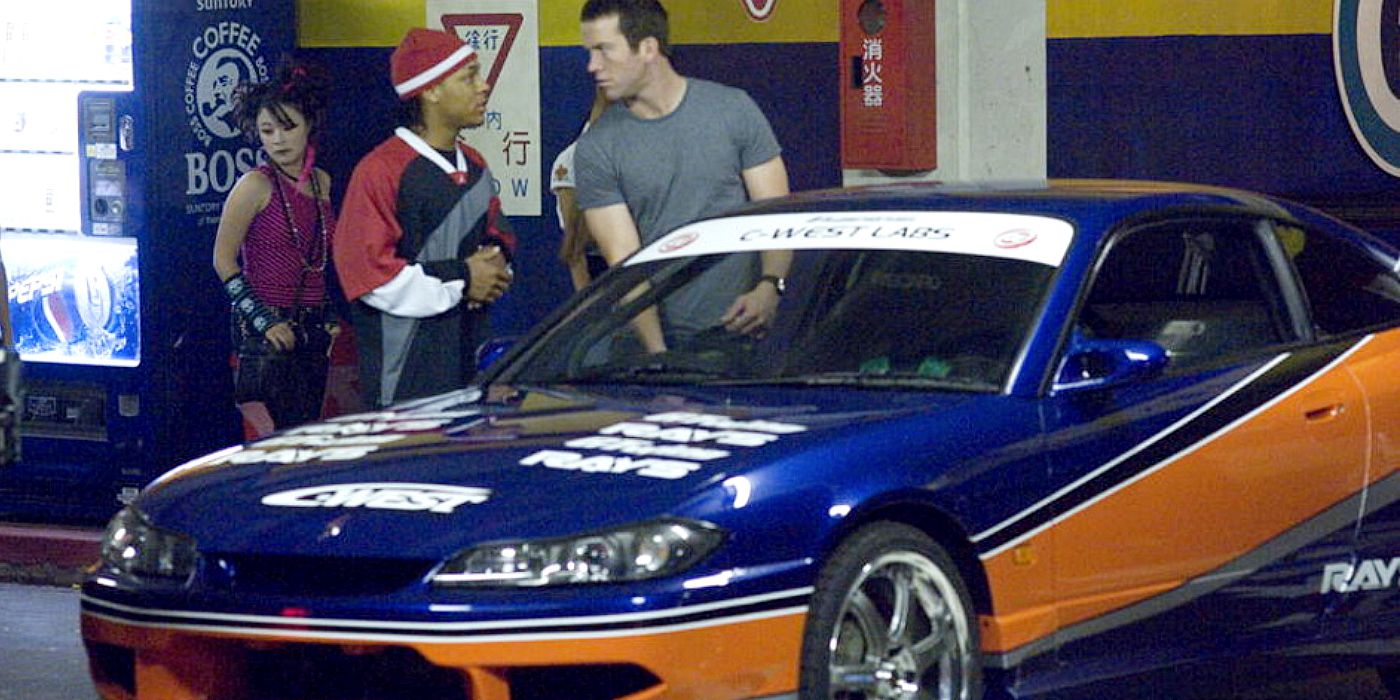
[430,0,541,216]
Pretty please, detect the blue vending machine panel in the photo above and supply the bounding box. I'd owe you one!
[0,0,294,522]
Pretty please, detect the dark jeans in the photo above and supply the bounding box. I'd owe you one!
[232,309,332,430]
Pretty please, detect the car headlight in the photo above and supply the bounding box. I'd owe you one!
[99,506,199,581]
[432,519,725,587]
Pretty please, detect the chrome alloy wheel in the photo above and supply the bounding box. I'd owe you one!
[823,547,976,699]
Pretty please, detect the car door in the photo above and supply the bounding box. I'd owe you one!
[1037,215,1369,679]
[1274,219,1400,649]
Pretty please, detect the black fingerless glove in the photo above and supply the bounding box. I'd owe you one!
[223,273,278,334]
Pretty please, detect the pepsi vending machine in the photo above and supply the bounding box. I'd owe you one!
[0,1,294,522]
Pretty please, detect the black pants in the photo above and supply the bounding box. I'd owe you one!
[232,309,331,430]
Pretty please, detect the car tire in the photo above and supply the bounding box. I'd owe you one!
[799,522,983,700]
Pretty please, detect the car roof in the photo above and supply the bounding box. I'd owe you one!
[729,178,1400,257]
[744,178,1296,218]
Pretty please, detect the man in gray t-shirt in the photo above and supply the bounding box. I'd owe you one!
[576,0,791,352]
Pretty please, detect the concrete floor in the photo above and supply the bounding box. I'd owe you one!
[0,583,99,700]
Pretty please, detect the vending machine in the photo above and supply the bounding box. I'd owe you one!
[0,1,294,522]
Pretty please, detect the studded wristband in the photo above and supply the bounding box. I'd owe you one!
[222,273,278,334]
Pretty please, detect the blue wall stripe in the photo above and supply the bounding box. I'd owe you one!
[1047,34,1398,201]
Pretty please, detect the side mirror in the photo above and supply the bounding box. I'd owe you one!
[475,336,518,373]
[1053,336,1167,393]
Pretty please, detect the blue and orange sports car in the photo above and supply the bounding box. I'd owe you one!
[82,181,1399,700]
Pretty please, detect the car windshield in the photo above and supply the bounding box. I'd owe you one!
[500,211,1071,391]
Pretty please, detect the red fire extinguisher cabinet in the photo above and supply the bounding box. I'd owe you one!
[840,0,937,171]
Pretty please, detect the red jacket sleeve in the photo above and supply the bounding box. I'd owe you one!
[334,140,411,301]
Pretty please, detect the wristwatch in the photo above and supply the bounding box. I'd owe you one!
[757,274,787,296]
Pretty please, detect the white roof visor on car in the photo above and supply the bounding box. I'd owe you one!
[628,211,1075,268]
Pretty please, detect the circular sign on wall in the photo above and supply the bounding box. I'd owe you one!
[740,0,777,22]
[1335,0,1400,176]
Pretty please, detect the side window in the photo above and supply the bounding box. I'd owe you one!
[1276,224,1400,336]
[1079,219,1289,373]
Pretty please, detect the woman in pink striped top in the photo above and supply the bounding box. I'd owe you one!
[212,62,339,438]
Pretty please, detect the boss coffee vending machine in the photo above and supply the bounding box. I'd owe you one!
[0,0,293,521]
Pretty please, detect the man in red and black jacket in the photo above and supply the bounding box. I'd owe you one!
[334,28,516,407]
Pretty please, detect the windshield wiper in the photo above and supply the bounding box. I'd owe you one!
[722,372,997,391]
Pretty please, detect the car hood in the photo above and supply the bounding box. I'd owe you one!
[137,384,978,560]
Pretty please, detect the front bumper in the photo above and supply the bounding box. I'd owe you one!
[80,587,810,700]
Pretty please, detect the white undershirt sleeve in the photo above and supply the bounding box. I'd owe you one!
[360,264,465,317]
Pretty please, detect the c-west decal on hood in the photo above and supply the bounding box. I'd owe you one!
[261,482,491,514]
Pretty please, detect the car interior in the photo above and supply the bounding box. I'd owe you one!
[1078,221,1290,372]
[781,250,1043,385]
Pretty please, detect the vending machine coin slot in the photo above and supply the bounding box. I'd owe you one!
[83,97,126,236]
[118,114,134,152]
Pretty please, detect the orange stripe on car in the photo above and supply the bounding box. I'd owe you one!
[979,329,1400,654]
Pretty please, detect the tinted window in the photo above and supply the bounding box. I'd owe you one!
[1278,224,1400,336]
[1079,219,1289,372]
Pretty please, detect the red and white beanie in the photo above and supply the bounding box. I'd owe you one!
[391,28,477,100]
